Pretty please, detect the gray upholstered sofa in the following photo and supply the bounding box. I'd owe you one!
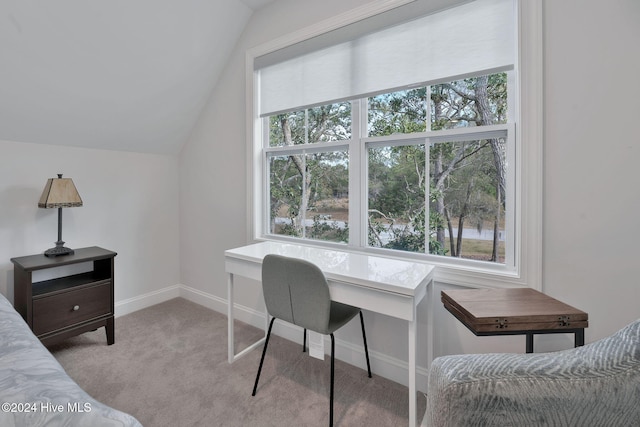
[0,292,141,426]
[426,319,640,426]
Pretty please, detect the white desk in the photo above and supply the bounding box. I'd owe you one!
[225,241,434,427]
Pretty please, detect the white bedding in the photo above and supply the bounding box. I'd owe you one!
[0,292,142,426]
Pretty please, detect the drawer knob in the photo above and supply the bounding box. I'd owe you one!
[73,305,80,311]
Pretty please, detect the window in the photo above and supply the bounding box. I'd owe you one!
[249,0,543,287]
[265,73,512,264]
[266,102,351,244]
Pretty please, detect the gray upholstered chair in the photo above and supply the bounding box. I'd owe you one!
[252,254,372,427]
[425,319,640,426]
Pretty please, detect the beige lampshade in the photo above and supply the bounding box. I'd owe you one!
[38,175,83,208]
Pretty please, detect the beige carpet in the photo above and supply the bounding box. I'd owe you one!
[49,298,426,426]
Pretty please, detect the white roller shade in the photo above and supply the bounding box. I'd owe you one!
[258,0,514,116]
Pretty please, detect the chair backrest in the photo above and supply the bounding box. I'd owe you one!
[261,254,331,333]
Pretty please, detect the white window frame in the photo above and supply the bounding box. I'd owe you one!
[246,0,543,290]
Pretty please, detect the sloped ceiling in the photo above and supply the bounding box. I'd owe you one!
[0,0,273,155]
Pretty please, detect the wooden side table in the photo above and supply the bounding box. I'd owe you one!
[441,288,588,353]
[11,246,117,346]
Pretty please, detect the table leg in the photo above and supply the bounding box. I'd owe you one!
[526,333,534,353]
[408,319,417,427]
[575,329,585,347]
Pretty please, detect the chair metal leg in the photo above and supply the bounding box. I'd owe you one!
[252,317,276,396]
[303,328,307,352]
[359,311,372,378]
[330,333,335,427]
[254,315,367,425]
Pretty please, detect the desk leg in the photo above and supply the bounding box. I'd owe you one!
[408,319,417,427]
[575,329,585,347]
[228,272,235,364]
[227,271,267,364]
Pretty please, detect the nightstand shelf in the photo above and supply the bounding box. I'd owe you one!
[32,272,111,297]
[11,246,117,346]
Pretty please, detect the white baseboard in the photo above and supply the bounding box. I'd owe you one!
[114,285,181,317]
[179,284,229,314]
[116,284,429,391]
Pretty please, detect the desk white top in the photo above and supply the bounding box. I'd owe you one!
[225,241,435,297]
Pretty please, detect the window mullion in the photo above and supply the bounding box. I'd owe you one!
[300,152,307,239]
[348,99,363,248]
[359,98,370,248]
[425,141,431,254]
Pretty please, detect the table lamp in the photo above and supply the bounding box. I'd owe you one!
[38,174,83,257]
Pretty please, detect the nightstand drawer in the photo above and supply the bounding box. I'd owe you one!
[32,282,112,336]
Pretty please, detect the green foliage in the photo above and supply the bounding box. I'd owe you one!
[368,207,446,255]
[269,103,351,146]
[368,144,426,221]
[310,216,348,243]
[368,88,427,136]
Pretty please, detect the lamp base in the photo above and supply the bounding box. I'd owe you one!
[44,242,74,257]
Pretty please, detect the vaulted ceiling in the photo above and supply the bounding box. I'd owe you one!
[0,0,274,155]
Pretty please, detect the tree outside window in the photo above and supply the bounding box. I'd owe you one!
[266,73,510,263]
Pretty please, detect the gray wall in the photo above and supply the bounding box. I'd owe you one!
[0,140,181,315]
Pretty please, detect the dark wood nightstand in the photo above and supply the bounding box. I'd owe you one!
[11,246,117,346]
